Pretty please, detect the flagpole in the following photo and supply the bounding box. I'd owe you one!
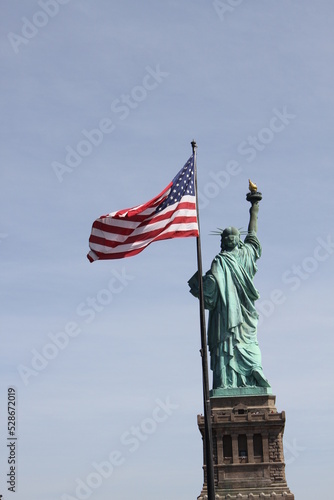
[191,140,216,500]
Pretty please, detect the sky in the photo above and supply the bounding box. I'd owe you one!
[1,1,334,499]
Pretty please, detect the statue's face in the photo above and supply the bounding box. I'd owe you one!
[221,227,240,250]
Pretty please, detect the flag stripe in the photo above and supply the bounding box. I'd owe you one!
[88,226,199,261]
[91,200,196,238]
[89,208,197,248]
[92,201,194,233]
[89,216,198,249]
[111,184,171,218]
[90,222,199,251]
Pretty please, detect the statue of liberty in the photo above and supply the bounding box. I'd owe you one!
[188,182,270,392]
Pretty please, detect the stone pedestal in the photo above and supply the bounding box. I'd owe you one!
[197,394,294,499]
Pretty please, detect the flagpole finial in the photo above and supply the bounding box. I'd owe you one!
[191,140,197,153]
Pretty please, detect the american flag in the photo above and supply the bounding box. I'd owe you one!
[87,155,199,262]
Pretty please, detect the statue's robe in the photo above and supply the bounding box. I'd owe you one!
[189,232,270,389]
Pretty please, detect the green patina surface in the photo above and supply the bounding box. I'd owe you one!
[210,387,272,398]
[189,199,271,393]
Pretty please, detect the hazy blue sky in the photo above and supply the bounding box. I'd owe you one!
[1,1,334,499]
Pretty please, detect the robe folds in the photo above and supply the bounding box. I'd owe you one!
[189,232,270,389]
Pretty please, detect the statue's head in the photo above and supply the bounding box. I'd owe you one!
[220,226,240,251]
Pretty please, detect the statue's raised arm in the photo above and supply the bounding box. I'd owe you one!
[248,201,259,234]
[247,178,262,234]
